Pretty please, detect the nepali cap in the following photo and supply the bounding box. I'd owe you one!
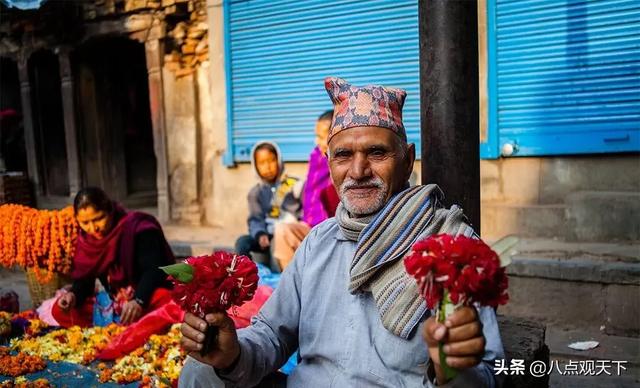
[324,77,407,143]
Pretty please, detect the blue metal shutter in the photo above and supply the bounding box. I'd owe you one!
[489,0,640,156]
[224,0,420,164]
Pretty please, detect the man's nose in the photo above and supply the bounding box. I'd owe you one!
[349,153,372,180]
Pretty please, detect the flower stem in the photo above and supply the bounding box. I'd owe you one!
[438,291,458,381]
[201,325,219,356]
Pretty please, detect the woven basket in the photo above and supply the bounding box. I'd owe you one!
[25,268,70,307]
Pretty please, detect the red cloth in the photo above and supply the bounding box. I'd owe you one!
[98,285,274,360]
[227,285,273,328]
[98,296,183,360]
[72,203,175,290]
[51,287,173,328]
[320,184,340,217]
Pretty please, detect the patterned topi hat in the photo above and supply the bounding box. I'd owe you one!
[324,77,407,144]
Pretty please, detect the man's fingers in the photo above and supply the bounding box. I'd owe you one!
[180,335,203,352]
[445,355,482,369]
[443,336,486,357]
[447,321,482,342]
[206,312,234,331]
[185,313,208,332]
[423,317,447,345]
[445,306,478,328]
[181,321,206,343]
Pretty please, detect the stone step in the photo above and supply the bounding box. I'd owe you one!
[547,327,640,387]
[565,191,640,242]
[482,189,640,242]
[500,238,640,337]
[481,203,566,240]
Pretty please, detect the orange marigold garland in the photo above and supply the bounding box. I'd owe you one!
[0,205,77,284]
[0,347,47,376]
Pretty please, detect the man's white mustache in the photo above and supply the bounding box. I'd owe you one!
[341,178,384,191]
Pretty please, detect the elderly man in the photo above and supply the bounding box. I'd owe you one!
[179,77,504,387]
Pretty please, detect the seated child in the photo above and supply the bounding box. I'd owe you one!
[234,141,302,272]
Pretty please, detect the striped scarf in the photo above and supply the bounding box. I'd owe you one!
[336,184,475,339]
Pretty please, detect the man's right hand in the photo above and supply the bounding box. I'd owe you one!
[181,312,241,370]
[57,292,76,310]
[258,234,270,249]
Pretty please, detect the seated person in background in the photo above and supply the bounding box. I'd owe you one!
[272,110,337,270]
[234,141,302,272]
[301,109,334,227]
[48,187,175,327]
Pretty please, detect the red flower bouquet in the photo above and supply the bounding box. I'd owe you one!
[404,234,509,379]
[161,251,258,354]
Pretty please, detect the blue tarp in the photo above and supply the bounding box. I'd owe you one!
[0,0,48,10]
[257,264,298,375]
[0,360,136,387]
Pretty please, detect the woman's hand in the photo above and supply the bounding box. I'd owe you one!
[120,300,143,325]
[57,292,76,311]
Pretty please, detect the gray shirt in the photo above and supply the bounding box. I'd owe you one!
[181,219,504,388]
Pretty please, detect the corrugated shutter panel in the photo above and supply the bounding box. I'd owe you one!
[494,0,640,156]
[226,0,420,162]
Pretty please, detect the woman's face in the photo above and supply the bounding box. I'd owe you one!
[76,206,112,239]
[315,118,331,155]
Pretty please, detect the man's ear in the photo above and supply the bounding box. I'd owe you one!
[405,143,416,179]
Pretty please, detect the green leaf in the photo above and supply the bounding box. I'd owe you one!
[160,263,194,283]
[489,235,519,267]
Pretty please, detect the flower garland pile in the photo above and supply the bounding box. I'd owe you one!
[98,324,186,386]
[0,347,47,377]
[6,311,185,386]
[11,323,124,364]
[0,204,77,283]
[0,377,52,388]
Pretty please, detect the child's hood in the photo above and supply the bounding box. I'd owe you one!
[250,140,285,184]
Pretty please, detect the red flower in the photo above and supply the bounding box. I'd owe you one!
[404,235,508,309]
[171,252,258,318]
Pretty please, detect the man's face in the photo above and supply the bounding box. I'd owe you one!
[328,126,415,216]
[315,119,331,155]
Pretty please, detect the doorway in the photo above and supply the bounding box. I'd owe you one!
[0,57,27,173]
[74,37,157,207]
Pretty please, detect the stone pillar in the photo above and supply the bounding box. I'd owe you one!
[16,56,41,196]
[57,47,81,195]
[144,39,171,222]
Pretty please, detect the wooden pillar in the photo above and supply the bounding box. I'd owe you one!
[58,47,82,195]
[419,0,481,231]
[17,56,41,197]
[144,39,170,222]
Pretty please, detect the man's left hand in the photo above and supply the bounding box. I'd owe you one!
[423,306,485,384]
[120,300,143,325]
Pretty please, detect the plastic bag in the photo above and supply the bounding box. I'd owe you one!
[93,290,116,327]
[98,300,184,360]
[227,285,273,328]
